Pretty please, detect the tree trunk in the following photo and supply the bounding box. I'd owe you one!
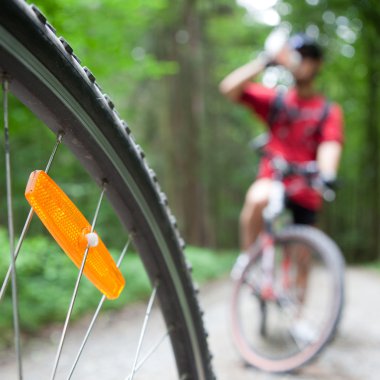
[159,0,212,245]
[361,26,380,261]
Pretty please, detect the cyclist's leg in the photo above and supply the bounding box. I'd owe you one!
[240,178,272,252]
[288,201,317,226]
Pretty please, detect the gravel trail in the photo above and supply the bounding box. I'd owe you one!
[0,267,379,379]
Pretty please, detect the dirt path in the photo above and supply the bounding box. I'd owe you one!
[0,267,379,379]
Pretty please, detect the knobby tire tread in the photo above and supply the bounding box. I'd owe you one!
[0,1,215,379]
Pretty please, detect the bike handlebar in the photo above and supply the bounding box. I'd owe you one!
[270,156,336,202]
[249,136,336,202]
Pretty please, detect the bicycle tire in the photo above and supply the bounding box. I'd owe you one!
[0,1,214,379]
[231,225,344,373]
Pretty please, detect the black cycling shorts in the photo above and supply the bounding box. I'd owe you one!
[285,199,317,225]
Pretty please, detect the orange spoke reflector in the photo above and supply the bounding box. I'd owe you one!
[25,170,125,299]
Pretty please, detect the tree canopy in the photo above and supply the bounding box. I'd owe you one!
[3,0,380,262]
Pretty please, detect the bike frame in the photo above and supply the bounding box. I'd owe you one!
[259,178,288,301]
[256,155,327,303]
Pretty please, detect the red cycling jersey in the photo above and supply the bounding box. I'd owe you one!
[239,83,344,210]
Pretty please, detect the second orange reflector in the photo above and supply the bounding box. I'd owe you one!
[25,170,125,299]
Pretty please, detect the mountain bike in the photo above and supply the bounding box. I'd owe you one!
[0,1,214,379]
[230,140,345,373]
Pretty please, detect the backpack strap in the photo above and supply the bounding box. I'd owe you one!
[267,91,285,127]
[267,91,331,136]
[315,100,331,137]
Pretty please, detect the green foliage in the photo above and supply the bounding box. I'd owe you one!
[3,0,380,264]
[35,0,179,120]
[0,229,150,341]
[185,246,236,283]
[368,261,380,271]
[0,228,234,345]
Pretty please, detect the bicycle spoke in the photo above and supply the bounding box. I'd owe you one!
[125,328,172,380]
[3,75,23,379]
[0,132,63,302]
[242,276,260,295]
[45,132,64,173]
[50,185,106,380]
[66,240,131,380]
[128,282,159,380]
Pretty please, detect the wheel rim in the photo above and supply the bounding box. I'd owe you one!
[0,1,213,378]
[231,234,342,372]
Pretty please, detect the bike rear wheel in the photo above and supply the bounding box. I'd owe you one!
[0,1,214,379]
[231,225,344,373]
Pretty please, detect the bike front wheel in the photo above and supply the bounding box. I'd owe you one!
[231,225,345,373]
[0,1,214,379]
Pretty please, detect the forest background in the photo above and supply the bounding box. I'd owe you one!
[3,0,380,264]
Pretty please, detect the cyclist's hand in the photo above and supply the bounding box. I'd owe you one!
[318,173,337,202]
[274,45,302,72]
[264,28,302,72]
[320,173,337,190]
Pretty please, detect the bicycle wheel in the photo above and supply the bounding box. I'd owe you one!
[0,1,214,379]
[231,225,344,373]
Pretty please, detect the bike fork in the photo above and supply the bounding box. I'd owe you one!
[281,250,292,291]
[260,234,276,300]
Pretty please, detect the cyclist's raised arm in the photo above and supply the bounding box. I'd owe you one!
[219,55,268,102]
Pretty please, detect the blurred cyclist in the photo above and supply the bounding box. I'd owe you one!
[219,32,344,268]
